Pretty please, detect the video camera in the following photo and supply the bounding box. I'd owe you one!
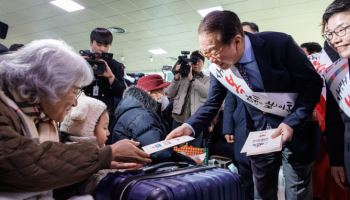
[125,72,145,86]
[79,50,113,76]
[172,51,199,78]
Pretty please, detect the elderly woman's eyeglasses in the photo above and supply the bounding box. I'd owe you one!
[323,25,350,41]
[74,88,83,99]
[199,47,223,59]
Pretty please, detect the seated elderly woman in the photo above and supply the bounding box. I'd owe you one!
[0,39,151,197]
[112,74,195,164]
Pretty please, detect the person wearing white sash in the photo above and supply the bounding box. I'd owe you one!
[166,10,323,200]
[222,21,260,200]
[322,0,350,191]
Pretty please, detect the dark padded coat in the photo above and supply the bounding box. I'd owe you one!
[112,87,195,164]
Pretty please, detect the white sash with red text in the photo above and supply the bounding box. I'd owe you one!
[308,50,333,75]
[324,58,350,118]
[209,64,297,117]
[307,50,333,99]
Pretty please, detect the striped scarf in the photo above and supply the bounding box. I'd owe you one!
[0,89,59,143]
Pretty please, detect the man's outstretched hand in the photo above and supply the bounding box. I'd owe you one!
[165,124,193,140]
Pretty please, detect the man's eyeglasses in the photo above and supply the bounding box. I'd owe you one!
[199,47,223,59]
[323,25,350,41]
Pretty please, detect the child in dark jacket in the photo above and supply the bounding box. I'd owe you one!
[112,74,195,164]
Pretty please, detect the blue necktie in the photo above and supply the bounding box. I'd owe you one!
[236,63,252,89]
[235,63,271,130]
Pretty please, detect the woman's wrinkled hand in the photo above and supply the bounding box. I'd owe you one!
[110,139,152,164]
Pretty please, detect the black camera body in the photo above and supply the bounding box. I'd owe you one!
[125,72,145,86]
[173,51,199,78]
[79,50,113,76]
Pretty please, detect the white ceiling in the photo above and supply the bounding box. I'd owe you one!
[0,0,330,72]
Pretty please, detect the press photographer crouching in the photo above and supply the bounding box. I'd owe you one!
[81,28,126,141]
[166,50,210,147]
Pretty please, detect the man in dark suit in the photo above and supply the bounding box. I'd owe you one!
[223,92,256,199]
[222,21,260,199]
[166,10,322,200]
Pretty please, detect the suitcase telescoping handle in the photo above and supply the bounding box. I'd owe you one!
[142,162,191,174]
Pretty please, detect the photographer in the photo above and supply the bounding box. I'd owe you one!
[166,50,210,146]
[82,28,126,137]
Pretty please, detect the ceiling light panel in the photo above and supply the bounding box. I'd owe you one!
[148,48,167,55]
[50,0,85,12]
[197,6,223,17]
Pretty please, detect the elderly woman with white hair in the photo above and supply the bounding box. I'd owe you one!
[0,39,151,197]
